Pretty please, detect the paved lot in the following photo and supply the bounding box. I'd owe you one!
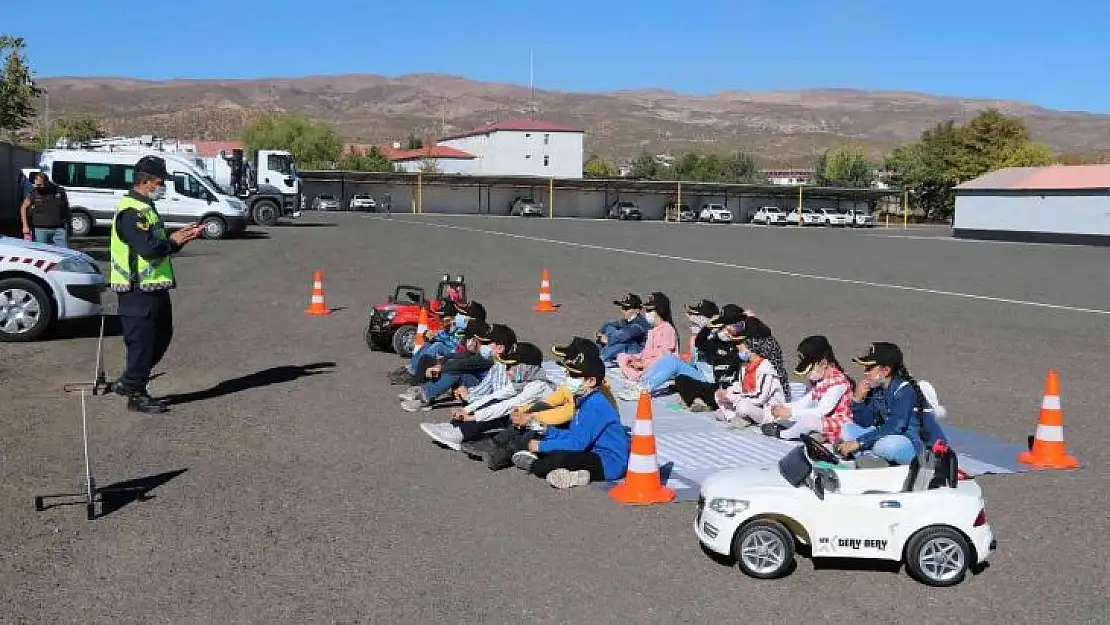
[2,212,1107,623]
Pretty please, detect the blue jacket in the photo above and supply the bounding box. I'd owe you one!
[429,328,461,352]
[850,376,947,455]
[602,315,651,348]
[538,388,631,481]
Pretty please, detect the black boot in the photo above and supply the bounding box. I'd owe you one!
[127,392,169,414]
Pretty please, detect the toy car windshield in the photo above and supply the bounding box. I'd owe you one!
[777,445,812,487]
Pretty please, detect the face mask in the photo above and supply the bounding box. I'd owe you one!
[717,329,731,342]
[151,185,166,201]
[870,370,889,387]
[623,310,638,321]
[688,314,706,328]
[807,367,825,382]
[645,311,658,325]
[478,344,493,359]
[513,368,523,383]
[565,377,585,395]
[454,314,467,330]
[737,348,750,362]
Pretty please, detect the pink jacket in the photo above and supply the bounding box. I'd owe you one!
[617,322,679,381]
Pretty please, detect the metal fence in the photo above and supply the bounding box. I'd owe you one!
[1,142,41,236]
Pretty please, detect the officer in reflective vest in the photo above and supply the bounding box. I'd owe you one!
[110,156,204,413]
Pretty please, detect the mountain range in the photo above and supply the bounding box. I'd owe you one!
[36,73,1110,165]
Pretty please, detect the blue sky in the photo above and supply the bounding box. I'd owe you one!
[7,0,1109,113]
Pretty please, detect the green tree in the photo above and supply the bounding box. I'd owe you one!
[628,151,660,180]
[417,156,440,174]
[996,138,1055,168]
[51,116,106,144]
[242,113,343,169]
[722,151,761,184]
[405,135,424,150]
[823,146,875,188]
[583,154,614,178]
[0,35,41,138]
[338,146,396,172]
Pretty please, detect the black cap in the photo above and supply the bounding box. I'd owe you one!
[134,155,171,180]
[685,299,719,317]
[437,299,459,318]
[498,341,544,367]
[707,304,746,329]
[737,317,772,340]
[478,323,517,347]
[564,351,606,380]
[794,335,833,376]
[462,319,490,339]
[458,300,486,322]
[853,342,904,370]
[551,337,600,363]
[643,292,668,312]
[613,293,642,309]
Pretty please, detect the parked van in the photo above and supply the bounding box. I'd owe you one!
[36,150,250,239]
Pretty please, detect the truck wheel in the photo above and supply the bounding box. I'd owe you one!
[905,526,971,587]
[252,200,279,227]
[392,325,417,358]
[70,210,93,238]
[731,519,795,580]
[0,277,54,342]
[201,216,227,240]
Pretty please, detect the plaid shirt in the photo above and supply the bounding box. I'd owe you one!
[812,368,853,441]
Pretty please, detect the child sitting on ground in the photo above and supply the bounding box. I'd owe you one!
[617,292,679,384]
[389,300,486,386]
[767,335,853,441]
[715,321,787,428]
[596,293,652,364]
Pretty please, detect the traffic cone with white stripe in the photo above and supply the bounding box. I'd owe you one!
[413,307,428,350]
[1018,369,1079,469]
[304,270,331,316]
[533,269,559,313]
[609,390,676,505]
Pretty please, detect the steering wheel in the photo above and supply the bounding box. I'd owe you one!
[800,433,840,465]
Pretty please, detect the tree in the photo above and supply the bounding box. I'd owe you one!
[583,154,614,178]
[405,135,424,150]
[721,151,761,184]
[0,35,41,138]
[338,146,396,172]
[417,156,440,174]
[242,113,343,169]
[997,139,1055,169]
[822,146,875,188]
[51,117,106,145]
[628,151,660,180]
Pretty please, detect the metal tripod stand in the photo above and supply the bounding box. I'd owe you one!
[33,314,114,520]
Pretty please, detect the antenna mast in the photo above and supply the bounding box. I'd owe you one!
[529,48,535,120]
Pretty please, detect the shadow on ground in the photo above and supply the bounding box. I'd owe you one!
[161,362,336,405]
[34,468,188,520]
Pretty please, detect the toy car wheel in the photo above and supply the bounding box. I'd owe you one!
[732,519,795,580]
[365,324,385,351]
[905,526,971,587]
[392,325,418,358]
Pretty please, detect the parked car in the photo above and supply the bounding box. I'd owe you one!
[312,194,340,211]
[844,209,877,228]
[752,206,787,226]
[0,236,106,342]
[664,202,695,222]
[510,197,545,217]
[699,203,733,224]
[785,208,821,226]
[607,200,643,220]
[816,208,851,227]
[349,194,377,211]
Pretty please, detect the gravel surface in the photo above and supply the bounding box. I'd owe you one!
[2,213,1107,623]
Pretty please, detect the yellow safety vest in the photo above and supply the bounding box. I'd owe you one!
[109,195,176,292]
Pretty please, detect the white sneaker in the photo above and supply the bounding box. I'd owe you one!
[618,385,646,402]
[420,422,463,450]
[511,450,538,472]
[398,386,422,401]
[546,468,591,489]
[401,398,427,413]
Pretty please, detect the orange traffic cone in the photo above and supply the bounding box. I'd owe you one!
[1018,370,1079,469]
[609,390,676,505]
[533,269,558,313]
[304,270,331,316]
[680,335,696,363]
[413,307,428,350]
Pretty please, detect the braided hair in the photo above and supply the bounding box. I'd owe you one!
[822,349,855,392]
[894,363,930,444]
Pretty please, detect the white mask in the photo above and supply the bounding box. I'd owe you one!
[151,185,166,201]
[806,366,825,382]
[565,377,586,395]
[717,329,732,342]
[645,311,658,325]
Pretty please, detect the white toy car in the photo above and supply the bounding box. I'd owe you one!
[694,434,995,587]
[0,236,105,342]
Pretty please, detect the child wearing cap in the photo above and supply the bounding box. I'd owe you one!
[388,299,463,385]
[618,300,730,401]
[513,351,631,489]
[616,292,679,384]
[596,293,652,364]
[447,324,518,408]
[399,320,501,412]
[714,319,788,427]
[769,335,854,441]
[836,342,948,465]
[419,342,556,450]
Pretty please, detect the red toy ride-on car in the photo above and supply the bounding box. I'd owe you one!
[365,274,467,357]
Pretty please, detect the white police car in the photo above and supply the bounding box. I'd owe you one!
[694,434,996,587]
[0,236,105,342]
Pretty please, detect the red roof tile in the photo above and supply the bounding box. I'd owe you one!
[380,145,476,161]
[439,118,584,142]
[191,140,242,158]
[956,165,1110,191]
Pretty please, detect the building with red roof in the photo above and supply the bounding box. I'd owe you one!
[953,164,1110,246]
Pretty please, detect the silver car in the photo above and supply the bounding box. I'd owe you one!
[510,198,545,217]
[312,194,340,211]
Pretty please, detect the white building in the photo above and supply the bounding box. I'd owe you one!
[762,168,814,186]
[436,119,585,179]
[381,145,478,175]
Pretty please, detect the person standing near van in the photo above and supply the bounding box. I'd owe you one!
[20,172,72,247]
[110,156,205,414]
[384,191,392,219]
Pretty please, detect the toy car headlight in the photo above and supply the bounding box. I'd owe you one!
[385,310,396,319]
[708,498,749,516]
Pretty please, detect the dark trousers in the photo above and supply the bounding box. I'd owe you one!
[492,425,538,453]
[531,451,606,481]
[457,416,509,442]
[674,375,719,410]
[117,290,173,392]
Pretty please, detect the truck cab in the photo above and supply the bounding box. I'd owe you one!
[204,148,301,226]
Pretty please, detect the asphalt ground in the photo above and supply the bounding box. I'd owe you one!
[2,213,1108,623]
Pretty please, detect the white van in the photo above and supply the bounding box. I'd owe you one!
[36,149,250,239]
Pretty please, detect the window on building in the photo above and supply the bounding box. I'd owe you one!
[525,133,531,138]
[525,154,531,159]
[543,155,550,167]
[544,134,549,145]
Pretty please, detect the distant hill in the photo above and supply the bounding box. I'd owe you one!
[36,73,1110,165]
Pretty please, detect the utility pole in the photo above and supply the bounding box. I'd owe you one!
[41,87,50,150]
[529,48,535,120]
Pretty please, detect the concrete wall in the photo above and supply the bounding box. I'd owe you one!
[954,192,1110,236]
[441,131,584,179]
[394,157,477,175]
[1,142,41,235]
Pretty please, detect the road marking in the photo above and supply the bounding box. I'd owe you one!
[368,216,1110,316]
